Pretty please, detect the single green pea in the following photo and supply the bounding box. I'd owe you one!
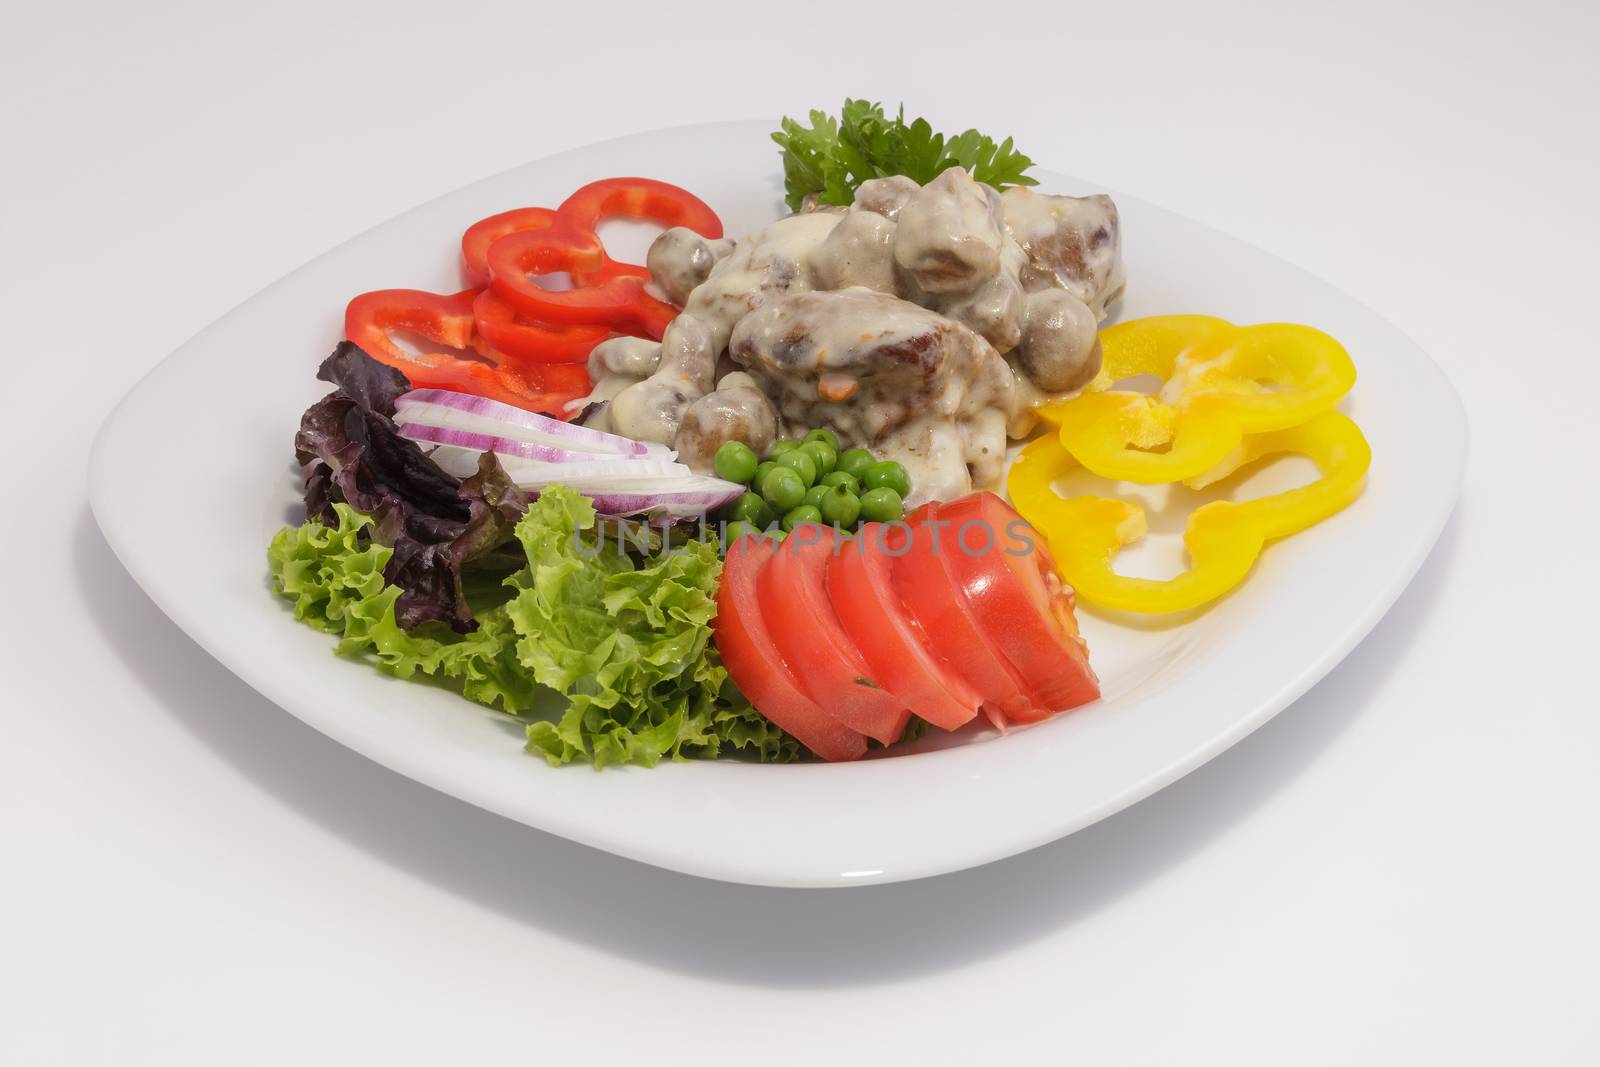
[836,447,875,479]
[713,440,759,484]
[765,439,801,459]
[781,505,823,532]
[760,465,807,512]
[726,491,773,529]
[803,484,832,510]
[753,460,777,489]
[859,487,904,523]
[723,520,760,545]
[862,460,912,498]
[820,486,861,528]
[797,440,837,476]
[820,470,860,495]
[775,449,817,487]
[803,427,841,451]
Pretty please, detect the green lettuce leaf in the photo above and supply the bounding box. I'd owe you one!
[267,493,799,769]
[505,485,796,768]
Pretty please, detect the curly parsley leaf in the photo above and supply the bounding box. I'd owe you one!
[771,99,1038,211]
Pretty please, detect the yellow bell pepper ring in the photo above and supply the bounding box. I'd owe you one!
[1035,315,1358,485]
[1007,411,1372,614]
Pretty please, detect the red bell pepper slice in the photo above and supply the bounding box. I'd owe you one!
[343,288,585,416]
[486,177,722,339]
[472,288,610,365]
[460,206,557,289]
[556,176,723,242]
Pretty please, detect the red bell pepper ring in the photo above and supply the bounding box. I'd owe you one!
[460,206,557,289]
[343,288,585,417]
[473,338,591,395]
[472,288,610,365]
[486,177,722,339]
[557,176,723,241]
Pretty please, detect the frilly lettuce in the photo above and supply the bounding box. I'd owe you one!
[267,487,798,769]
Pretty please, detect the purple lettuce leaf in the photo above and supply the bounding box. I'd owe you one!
[292,343,528,632]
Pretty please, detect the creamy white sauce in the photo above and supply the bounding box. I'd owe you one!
[580,172,1127,501]
[683,212,842,355]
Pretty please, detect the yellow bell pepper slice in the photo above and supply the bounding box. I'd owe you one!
[1036,315,1357,485]
[1007,411,1371,614]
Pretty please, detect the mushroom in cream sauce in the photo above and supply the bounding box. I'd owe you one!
[730,287,1014,501]
[892,167,1006,294]
[587,168,1126,503]
[1015,287,1102,393]
[851,175,920,220]
[672,371,778,475]
[678,211,842,355]
[1000,187,1125,317]
[606,313,716,445]
[806,209,899,294]
[645,226,733,306]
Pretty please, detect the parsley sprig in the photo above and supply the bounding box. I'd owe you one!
[771,99,1038,211]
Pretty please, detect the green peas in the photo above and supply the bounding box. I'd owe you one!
[725,491,773,529]
[859,487,903,523]
[803,484,831,510]
[723,520,760,545]
[753,460,777,489]
[804,428,841,451]
[820,486,861,527]
[713,441,758,484]
[836,447,874,479]
[760,465,806,512]
[775,449,817,487]
[797,439,837,476]
[862,460,911,498]
[781,505,823,532]
[820,470,860,495]
[766,439,801,459]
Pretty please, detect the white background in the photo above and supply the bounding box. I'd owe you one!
[3,1,1596,1063]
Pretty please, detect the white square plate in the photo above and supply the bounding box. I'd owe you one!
[89,121,1465,887]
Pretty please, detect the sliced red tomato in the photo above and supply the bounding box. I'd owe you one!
[934,494,1100,720]
[828,525,982,732]
[890,502,1048,728]
[714,536,867,762]
[760,525,910,745]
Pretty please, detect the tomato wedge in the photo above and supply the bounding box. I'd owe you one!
[714,536,867,762]
[760,526,910,745]
[935,494,1100,720]
[891,503,1048,727]
[828,525,982,732]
